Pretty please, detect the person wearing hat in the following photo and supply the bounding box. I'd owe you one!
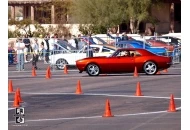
[14,38,25,71]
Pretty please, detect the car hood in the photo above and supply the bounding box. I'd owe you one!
[76,56,107,62]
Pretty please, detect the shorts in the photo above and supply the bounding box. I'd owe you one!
[24,48,28,55]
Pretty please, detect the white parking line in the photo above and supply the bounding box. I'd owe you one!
[8,107,181,123]
[8,108,15,111]
[21,92,181,100]
[8,92,181,123]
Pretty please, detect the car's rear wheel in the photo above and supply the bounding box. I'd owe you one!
[86,63,100,76]
[56,58,68,70]
[143,61,157,75]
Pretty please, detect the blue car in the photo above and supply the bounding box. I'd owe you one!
[115,40,168,56]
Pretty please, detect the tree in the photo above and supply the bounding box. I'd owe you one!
[72,0,127,34]
[72,0,163,34]
[126,0,162,34]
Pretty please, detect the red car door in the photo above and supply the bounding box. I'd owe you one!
[107,56,135,73]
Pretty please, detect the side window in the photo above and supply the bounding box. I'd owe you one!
[102,46,115,52]
[128,50,141,57]
[92,47,100,53]
[115,51,123,57]
[102,48,110,52]
[120,51,126,56]
[134,51,141,56]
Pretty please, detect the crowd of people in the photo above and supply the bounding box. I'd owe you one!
[8,33,84,71]
[8,32,130,71]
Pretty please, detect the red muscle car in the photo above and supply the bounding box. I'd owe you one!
[76,48,172,76]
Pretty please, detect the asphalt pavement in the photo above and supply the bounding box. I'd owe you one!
[8,63,181,130]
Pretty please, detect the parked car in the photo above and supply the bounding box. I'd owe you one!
[76,48,172,76]
[49,44,117,70]
[146,40,175,52]
[115,40,167,56]
[148,36,181,47]
[55,40,77,52]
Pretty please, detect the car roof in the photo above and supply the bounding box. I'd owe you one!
[112,48,155,56]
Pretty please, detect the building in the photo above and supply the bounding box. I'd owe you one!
[8,0,181,34]
[8,0,68,24]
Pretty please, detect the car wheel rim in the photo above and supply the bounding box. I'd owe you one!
[88,64,99,75]
[144,62,156,74]
[57,59,66,69]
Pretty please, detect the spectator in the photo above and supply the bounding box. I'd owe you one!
[62,35,68,43]
[31,38,39,70]
[37,34,44,60]
[121,32,129,41]
[145,27,154,36]
[38,41,44,61]
[88,34,96,44]
[8,43,14,65]
[73,35,79,50]
[14,38,25,71]
[77,34,85,50]
[107,32,122,43]
[22,34,31,62]
[85,34,94,57]
[48,34,57,54]
[68,35,76,48]
[43,33,50,63]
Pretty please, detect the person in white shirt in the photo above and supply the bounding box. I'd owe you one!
[14,38,25,71]
[31,38,39,70]
[48,34,57,53]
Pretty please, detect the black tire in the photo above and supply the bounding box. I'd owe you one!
[143,61,157,75]
[86,63,100,76]
[56,58,68,70]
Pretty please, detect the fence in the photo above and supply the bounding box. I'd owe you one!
[8,35,181,72]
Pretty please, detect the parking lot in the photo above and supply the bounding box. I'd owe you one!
[8,63,181,130]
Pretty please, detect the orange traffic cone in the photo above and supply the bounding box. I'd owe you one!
[102,99,114,117]
[8,80,14,93]
[168,94,176,112]
[135,82,143,96]
[32,67,37,77]
[134,66,139,77]
[46,66,51,79]
[76,80,83,94]
[163,69,168,73]
[13,91,20,107]
[16,88,23,103]
[49,66,52,77]
[64,65,68,74]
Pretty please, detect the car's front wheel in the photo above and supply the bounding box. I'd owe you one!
[86,63,100,76]
[143,61,157,75]
[56,58,68,70]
